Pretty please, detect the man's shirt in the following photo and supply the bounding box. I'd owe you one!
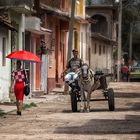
[67,58,83,72]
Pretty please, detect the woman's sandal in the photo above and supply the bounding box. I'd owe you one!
[17,111,22,115]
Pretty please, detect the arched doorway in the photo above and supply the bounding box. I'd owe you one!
[91,14,108,37]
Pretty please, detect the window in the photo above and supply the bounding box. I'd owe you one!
[49,52,53,67]
[91,15,108,37]
[103,45,105,54]
[81,32,83,58]
[95,43,97,54]
[2,37,6,66]
[22,32,25,49]
[74,31,78,49]
[99,45,101,55]
[92,46,94,53]
[61,0,65,9]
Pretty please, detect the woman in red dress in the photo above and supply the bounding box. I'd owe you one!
[10,60,26,115]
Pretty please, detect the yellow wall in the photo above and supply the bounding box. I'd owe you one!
[75,0,84,17]
[74,0,85,54]
[73,22,80,52]
[63,0,71,11]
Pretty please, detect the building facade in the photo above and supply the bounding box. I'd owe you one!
[0,0,40,101]
[86,0,118,73]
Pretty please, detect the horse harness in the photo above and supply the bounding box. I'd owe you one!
[81,69,94,85]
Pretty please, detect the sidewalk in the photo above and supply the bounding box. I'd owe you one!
[0,94,61,114]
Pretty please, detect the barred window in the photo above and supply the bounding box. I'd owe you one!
[95,43,97,54]
[99,45,101,55]
[2,37,6,66]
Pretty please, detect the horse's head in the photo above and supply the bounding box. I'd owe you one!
[81,63,89,79]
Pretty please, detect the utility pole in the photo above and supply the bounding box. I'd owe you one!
[67,0,76,61]
[129,23,133,61]
[64,0,76,94]
[117,0,122,81]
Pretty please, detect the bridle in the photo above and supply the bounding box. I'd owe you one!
[79,64,94,85]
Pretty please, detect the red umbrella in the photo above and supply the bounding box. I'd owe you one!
[6,50,41,63]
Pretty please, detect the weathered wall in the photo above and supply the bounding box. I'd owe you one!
[0,28,11,102]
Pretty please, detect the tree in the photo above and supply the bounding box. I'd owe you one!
[122,0,140,61]
[86,0,92,5]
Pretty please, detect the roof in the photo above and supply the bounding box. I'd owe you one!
[40,3,88,23]
[91,33,117,45]
[40,3,69,20]
[0,16,17,31]
[86,5,114,9]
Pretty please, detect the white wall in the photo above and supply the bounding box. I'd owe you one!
[10,11,25,50]
[19,14,25,50]
[90,39,113,73]
[0,28,11,102]
[0,11,25,102]
[80,24,87,63]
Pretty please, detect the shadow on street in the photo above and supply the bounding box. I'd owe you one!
[54,115,140,135]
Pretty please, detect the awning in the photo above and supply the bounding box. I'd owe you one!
[0,18,17,31]
[26,27,52,35]
[91,33,117,46]
[40,3,69,20]
[40,27,52,33]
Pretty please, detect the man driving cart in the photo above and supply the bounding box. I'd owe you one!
[61,49,83,94]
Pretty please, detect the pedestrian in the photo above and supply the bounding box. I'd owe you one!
[10,60,27,115]
[121,64,129,82]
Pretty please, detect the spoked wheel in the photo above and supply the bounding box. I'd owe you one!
[107,88,115,111]
[70,91,78,112]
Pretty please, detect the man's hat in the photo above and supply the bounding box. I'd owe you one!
[72,49,78,52]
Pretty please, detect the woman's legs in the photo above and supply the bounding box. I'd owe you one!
[14,82,24,115]
[16,100,23,115]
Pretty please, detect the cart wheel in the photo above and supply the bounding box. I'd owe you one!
[107,88,115,111]
[70,91,78,112]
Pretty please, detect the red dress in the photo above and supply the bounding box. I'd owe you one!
[12,69,25,101]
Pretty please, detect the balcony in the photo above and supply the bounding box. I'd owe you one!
[40,0,61,9]
[40,0,70,12]
[25,16,46,35]
[0,0,34,14]
[86,0,113,6]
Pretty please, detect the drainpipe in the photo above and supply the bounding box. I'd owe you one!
[117,0,122,82]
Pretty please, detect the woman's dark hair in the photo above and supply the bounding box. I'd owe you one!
[17,60,21,66]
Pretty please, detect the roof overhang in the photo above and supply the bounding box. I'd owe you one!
[40,27,52,33]
[0,17,17,31]
[91,33,117,46]
[40,3,69,20]
[86,5,114,9]
[75,16,88,24]
[26,27,52,35]
[0,5,35,14]
[26,28,45,35]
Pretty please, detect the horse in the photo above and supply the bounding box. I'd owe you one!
[77,63,100,112]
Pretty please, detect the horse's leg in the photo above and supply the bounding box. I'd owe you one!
[87,92,91,112]
[83,91,87,111]
[80,87,84,112]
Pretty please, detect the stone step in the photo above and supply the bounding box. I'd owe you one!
[31,90,44,97]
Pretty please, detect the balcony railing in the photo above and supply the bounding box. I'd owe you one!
[86,0,113,6]
[40,0,61,9]
[0,0,34,8]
